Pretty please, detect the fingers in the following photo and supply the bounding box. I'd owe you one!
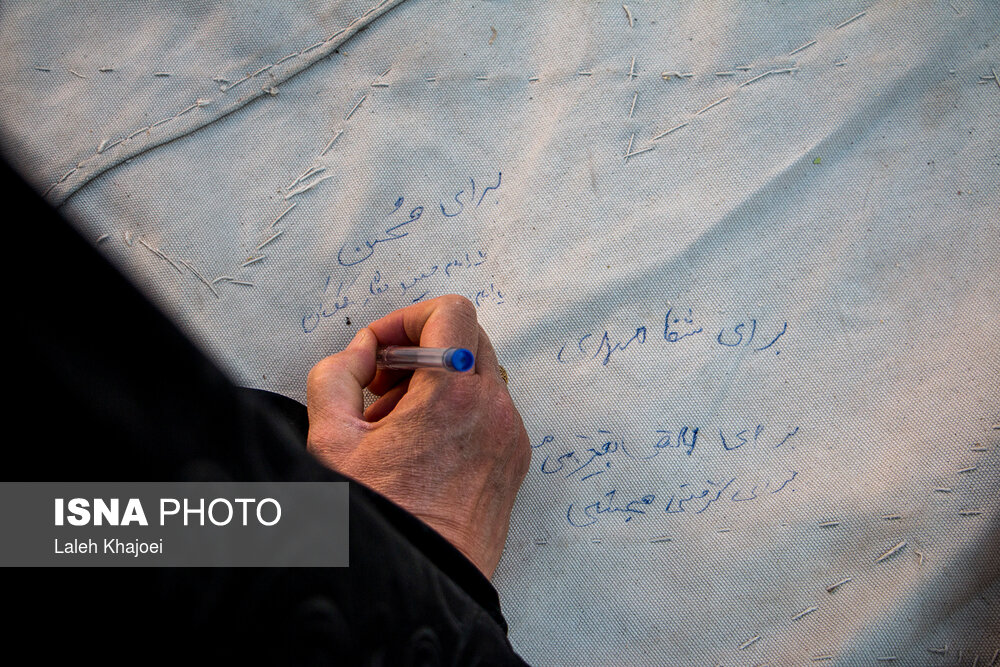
[367,295,481,394]
[473,324,505,385]
[367,367,410,398]
[367,294,481,354]
[363,377,410,422]
[306,327,378,422]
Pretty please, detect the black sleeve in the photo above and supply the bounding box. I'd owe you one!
[6,160,529,666]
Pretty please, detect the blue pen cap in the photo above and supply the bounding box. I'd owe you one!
[444,348,475,372]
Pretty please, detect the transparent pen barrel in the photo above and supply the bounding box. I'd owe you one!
[376,346,451,370]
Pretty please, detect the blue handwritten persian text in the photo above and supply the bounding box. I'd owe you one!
[565,470,799,527]
[301,248,489,333]
[558,308,789,367]
[534,423,800,481]
[337,172,501,268]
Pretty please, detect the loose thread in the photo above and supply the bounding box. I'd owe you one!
[651,122,688,140]
[165,257,186,274]
[835,11,866,30]
[301,40,325,55]
[222,74,250,91]
[789,40,817,56]
[138,240,184,275]
[270,203,297,228]
[740,68,798,88]
[791,606,818,621]
[321,129,344,156]
[241,256,266,268]
[285,174,332,200]
[288,166,325,190]
[875,541,907,563]
[826,578,851,593]
[371,65,391,86]
[138,239,165,259]
[256,230,284,251]
[624,145,654,160]
[344,95,366,121]
[180,260,219,297]
[695,96,729,115]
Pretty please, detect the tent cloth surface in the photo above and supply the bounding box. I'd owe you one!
[1,1,998,664]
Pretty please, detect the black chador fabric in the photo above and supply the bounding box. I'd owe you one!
[6,161,528,666]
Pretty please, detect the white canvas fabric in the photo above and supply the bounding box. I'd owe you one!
[1,1,998,664]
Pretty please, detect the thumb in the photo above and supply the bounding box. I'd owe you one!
[306,327,378,423]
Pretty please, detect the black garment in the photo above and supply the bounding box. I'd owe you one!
[7,161,528,666]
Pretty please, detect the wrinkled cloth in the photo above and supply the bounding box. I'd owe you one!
[1,1,998,664]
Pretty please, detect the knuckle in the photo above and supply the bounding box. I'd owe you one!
[305,360,326,391]
[306,355,338,388]
[489,392,531,474]
[439,294,477,320]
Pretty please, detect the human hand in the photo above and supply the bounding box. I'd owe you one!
[306,295,531,578]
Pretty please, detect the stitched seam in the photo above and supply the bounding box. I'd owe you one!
[45,0,407,207]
